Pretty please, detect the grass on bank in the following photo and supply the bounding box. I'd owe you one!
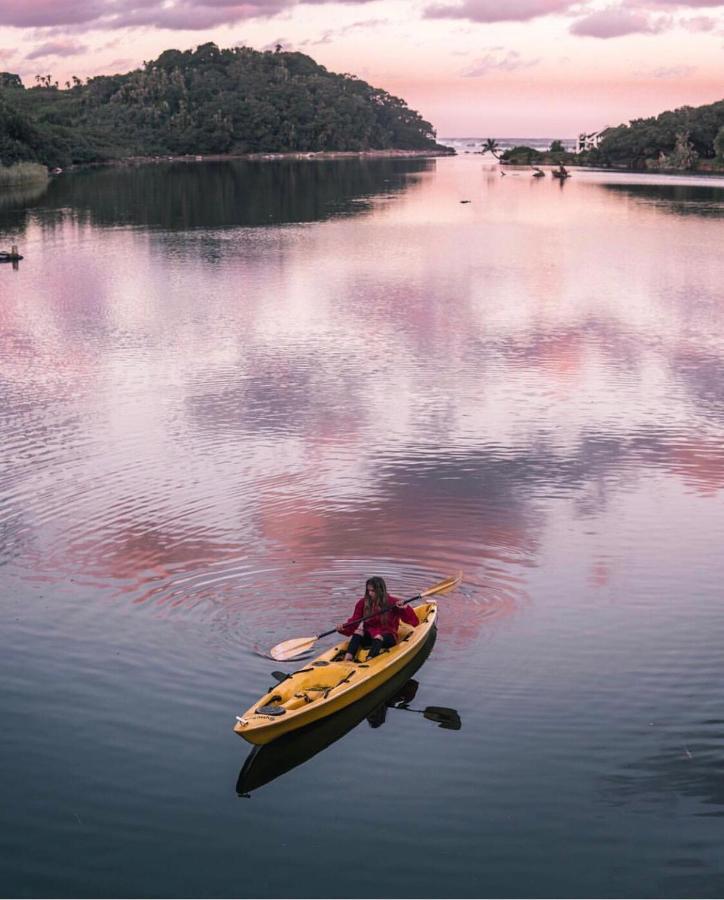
[0,162,48,185]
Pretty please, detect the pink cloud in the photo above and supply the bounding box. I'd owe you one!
[113,1,290,31]
[0,0,105,27]
[650,64,696,76]
[424,0,574,23]
[98,57,136,72]
[641,0,723,5]
[0,0,377,31]
[26,39,88,59]
[570,6,671,37]
[299,18,388,46]
[462,48,540,75]
[680,15,719,29]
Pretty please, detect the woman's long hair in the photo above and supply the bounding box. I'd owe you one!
[364,576,390,625]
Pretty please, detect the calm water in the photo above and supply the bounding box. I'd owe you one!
[1,156,724,898]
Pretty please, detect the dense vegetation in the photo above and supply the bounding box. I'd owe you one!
[0,44,446,168]
[592,99,724,169]
[499,143,567,165]
[498,99,724,171]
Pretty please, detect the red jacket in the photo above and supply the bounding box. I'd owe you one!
[339,595,419,641]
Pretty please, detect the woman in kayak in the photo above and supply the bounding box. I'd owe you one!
[337,576,419,662]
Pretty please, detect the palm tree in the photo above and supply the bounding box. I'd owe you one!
[482,138,501,159]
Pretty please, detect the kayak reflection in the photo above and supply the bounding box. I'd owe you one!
[237,631,461,796]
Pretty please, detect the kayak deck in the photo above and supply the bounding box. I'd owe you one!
[234,602,437,745]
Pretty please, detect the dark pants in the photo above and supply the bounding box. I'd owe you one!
[347,632,395,660]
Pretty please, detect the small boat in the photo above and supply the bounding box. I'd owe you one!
[0,246,23,262]
[237,633,437,794]
[234,601,438,745]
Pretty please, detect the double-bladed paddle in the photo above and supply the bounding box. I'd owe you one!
[269,572,462,661]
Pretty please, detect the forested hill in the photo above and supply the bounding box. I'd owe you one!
[0,43,448,168]
[591,98,724,169]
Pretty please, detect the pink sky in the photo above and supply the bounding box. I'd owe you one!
[0,0,722,135]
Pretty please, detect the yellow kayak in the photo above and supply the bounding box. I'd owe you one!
[237,634,437,794]
[234,601,437,745]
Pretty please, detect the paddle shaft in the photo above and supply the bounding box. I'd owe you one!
[317,593,421,640]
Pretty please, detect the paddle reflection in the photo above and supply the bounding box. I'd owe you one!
[236,632,461,797]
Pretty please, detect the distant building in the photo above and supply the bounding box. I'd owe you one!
[576,130,606,154]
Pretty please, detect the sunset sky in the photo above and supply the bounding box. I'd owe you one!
[0,0,722,137]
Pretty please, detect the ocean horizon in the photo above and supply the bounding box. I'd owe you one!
[441,136,577,151]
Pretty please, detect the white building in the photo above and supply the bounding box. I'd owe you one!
[576,130,606,154]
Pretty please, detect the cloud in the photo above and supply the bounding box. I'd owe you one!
[679,15,719,30]
[0,1,105,27]
[641,0,724,6]
[100,57,137,73]
[26,40,88,60]
[0,0,374,32]
[462,47,540,75]
[650,64,697,77]
[299,18,388,46]
[2,0,719,36]
[424,0,575,23]
[570,6,671,37]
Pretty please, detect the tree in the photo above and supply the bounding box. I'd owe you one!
[500,145,542,165]
[549,139,564,153]
[662,130,698,169]
[714,125,724,161]
[0,41,451,164]
[482,138,501,159]
[598,99,724,168]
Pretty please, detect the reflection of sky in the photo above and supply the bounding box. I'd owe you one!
[1,156,724,654]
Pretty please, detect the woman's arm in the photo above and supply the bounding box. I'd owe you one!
[337,598,366,635]
[399,603,420,628]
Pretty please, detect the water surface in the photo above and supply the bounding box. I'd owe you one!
[1,156,724,898]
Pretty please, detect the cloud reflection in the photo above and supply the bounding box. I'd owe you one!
[2,159,723,660]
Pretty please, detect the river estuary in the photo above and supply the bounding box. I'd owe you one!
[1,155,724,898]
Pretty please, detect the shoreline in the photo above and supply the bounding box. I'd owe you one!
[498,160,724,176]
[70,147,456,171]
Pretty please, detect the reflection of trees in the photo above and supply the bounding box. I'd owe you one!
[0,158,431,236]
[0,179,50,235]
[600,183,724,218]
[0,180,49,210]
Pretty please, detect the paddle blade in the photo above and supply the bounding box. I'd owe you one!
[269,635,317,661]
[423,706,462,730]
[419,572,463,599]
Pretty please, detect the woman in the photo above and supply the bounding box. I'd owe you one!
[337,576,419,662]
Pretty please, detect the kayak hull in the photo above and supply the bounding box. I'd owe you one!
[237,630,436,794]
[234,602,437,745]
